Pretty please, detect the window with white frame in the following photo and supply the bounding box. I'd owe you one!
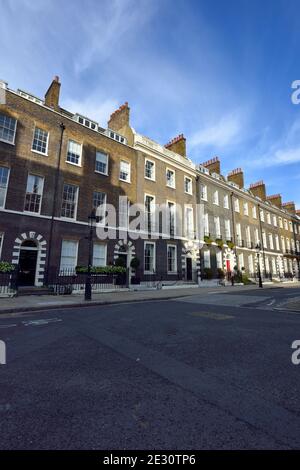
[225,219,231,239]
[184,176,192,194]
[289,221,293,232]
[200,184,207,201]
[166,168,175,188]
[92,243,107,267]
[0,232,4,259]
[278,217,283,228]
[243,202,249,216]
[275,234,280,250]
[291,239,295,251]
[236,223,242,244]
[213,190,219,205]
[268,233,274,250]
[234,198,240,212]
[273,215,277,227]
[61,183,78,219]
[32,127,49,154]
[297,240,300,253]
[223,194,229,209]
[144,242,155,272]
[248,254,254,273]
[214,216,221,238]
[145,159,155,180]
[254,228,260,245]
[284,219,288,231]
[66,140,82,165]
[24,174,44,213]
[203,250,211,268]
[262,231,267,249]
[93,191,106,222]
[95,151,108,175]
[246,226,251,245]
[167,245,177,273]
[271,257,276,274]
[0,113,17,145]
[185,207,194,239]
[267,212,271,224]
[0,166,10,208]
[286,238,290,251]
[60,240,78,272]
[252,205,257,218]
[167,201,176,236]
[238,253,244,270]
[119,160,131,182]
[281,236,285,252]
[204,212,209,235]
[145,195,155,233]
[216,251,222,269]
[260,209,264,222]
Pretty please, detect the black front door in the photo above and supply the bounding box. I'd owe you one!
[186,257,193,281]
[19,249,38,286]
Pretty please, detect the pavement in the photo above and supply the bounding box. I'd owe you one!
[1,286,300,449]
[1,281,300,315]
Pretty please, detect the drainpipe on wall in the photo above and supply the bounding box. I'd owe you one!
[45,122,66,284]
[230,192,238,272]
[257,203,267,278]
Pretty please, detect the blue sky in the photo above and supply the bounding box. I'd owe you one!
[1,0,299,207]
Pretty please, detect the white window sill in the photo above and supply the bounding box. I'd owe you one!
[168,271,178,275]
[144,270,156,275]
[119,178,131,184]
[166,184,176,189]
[0,138,15,146]
[24,210,41,216]
[184,191,193,195]
[145,176,155,182]
[32,149,48,157]
[95,170,108,176]
[66,160,82,167]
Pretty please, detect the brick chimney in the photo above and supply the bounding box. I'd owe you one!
[165,134,186,157]
[44,76,61,110]
[227,168,244,188]
[108,102,130,132]
[282,201,296,215]
[201,156,220,174]
[249,180,266,200]
[266,194,282,209]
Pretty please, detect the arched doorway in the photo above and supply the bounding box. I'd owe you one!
[18,240,38,286]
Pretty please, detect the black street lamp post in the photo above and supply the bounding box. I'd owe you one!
[85,209,97,301]
[255,243,263,288]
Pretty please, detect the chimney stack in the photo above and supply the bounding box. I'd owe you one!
[108,102,130,132]
[266,194,282,209]
[165,134,186,157]
[201,156,220,175]
[44,75,61,110]
[282,201,296,215]
[227,168,244,188]
[249,180,266,201]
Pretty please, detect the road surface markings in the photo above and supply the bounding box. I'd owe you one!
[188,311,234,320]
[266,299,276,306]
[0,324,17,329]
[22,318,62,327]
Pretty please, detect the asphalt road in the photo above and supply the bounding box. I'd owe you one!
[1,287,300,450]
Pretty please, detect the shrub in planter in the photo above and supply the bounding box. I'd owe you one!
[217,268,225,279]
[0,261,15,273]
[216,238,224,248]
[76,265,126,274]
[130,257,140,270]
[226,241,235,250]
[204,235,213,245]
[234,270,243,283]
[203,267,213,279]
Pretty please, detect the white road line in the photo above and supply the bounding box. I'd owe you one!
[267,299,276,306]
[0,324,17,329]
[22,318,62,327]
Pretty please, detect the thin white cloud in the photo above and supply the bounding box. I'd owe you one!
[189,112,243,149]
